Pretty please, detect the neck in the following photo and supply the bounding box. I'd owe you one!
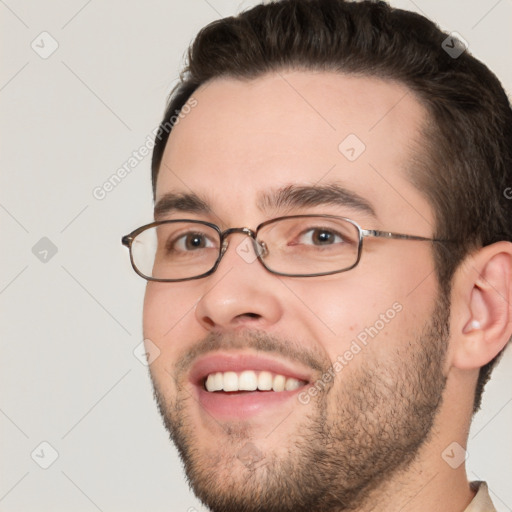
[348,455,475,512]
[342,370,478,512]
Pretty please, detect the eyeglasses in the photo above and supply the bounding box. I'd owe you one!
[121,215,446,282]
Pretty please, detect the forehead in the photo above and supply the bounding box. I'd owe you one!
[157,71,434,232]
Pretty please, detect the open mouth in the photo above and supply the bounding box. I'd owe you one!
[190,352,312,418]
[204,370,307,393]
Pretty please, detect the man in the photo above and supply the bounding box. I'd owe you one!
[122,1,512,510]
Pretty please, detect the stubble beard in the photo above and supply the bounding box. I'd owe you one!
[150,296,449,512]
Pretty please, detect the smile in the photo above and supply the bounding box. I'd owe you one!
[204,370,305,392]
[190,352,312,418]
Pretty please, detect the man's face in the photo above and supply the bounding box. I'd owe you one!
[144,71,449,511]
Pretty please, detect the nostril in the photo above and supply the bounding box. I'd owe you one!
[201,316,215,328]
[236,312,261,320]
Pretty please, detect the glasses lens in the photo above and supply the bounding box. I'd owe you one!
[257,216,360,276]
[131,221,220,280]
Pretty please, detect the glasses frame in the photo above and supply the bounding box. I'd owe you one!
[121,214,447,282]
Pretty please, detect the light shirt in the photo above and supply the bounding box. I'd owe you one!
[465,482,497,512]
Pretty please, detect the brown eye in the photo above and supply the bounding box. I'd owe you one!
[299,228,343,246]
[169,231,216,252]
[184,233,208,249]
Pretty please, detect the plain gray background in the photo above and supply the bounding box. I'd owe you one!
[1,1,511,511]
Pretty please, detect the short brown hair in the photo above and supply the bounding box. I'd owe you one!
[151,0,512,412]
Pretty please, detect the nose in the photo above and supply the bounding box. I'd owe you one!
[194,232,283,331]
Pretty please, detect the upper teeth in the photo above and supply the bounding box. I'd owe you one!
[205,370,303,392]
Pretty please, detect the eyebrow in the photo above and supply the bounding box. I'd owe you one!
[154,183,376,220]
[154,192,211,220]
[257,184,377,218]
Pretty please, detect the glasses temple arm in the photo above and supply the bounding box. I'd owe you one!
[361,229,447,242]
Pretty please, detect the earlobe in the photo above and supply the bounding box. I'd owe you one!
[451,243,512,371]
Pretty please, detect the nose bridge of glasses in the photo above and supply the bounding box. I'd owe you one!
[221,227,256,239]
[219,227,265,257]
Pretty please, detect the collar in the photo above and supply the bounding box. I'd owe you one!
[464,482,497,512]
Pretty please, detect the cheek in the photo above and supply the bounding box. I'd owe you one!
[288,257,438,359]
[143,282,205,363]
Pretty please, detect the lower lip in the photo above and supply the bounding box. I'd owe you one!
[195,385,305,419]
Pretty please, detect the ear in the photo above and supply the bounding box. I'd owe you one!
[449,241,512,370]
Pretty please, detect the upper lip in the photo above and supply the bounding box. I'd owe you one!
[189,351,313,387]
